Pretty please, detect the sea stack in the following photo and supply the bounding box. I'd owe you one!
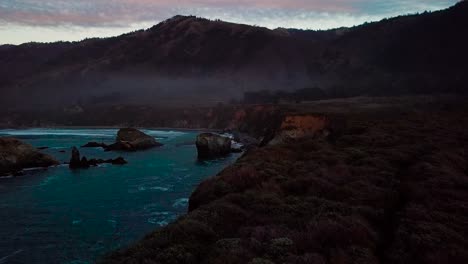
[106,128,163,151]
[196,133,232,159]
[68,147,89,169]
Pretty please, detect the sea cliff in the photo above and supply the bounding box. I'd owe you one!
[101,96,468,264]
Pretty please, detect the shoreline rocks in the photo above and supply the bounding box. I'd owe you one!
[0,137,59,176]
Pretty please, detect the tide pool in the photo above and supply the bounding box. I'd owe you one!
[0,128,239,263]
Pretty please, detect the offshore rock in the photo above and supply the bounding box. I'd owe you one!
[106,128,163,151]
[0,137,58,175]
[196,133,232,159]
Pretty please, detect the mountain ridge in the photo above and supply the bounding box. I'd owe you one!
[1,2,467,111]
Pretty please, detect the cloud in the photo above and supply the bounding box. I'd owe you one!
[0,0,458,44]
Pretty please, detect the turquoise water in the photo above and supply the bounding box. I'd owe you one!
[0,128,239,263]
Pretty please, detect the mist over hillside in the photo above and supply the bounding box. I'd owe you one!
[1,1,467,111]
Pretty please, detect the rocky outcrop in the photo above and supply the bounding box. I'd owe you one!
[196,133,232,159]
[69,147,87,169]
[267,114,330,145]
[231,131,260,150]
[106,128,162,151]
[69,146,127,169]
[0,137,59,175]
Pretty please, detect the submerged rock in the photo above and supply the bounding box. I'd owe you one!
[196,133,232,159]
[110,157,127,165]
[106,128,163,151]
[81,142,108,148]
[0,137,59,176]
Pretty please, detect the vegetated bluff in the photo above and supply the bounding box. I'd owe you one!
[1,1,468,111]
[102,97,468,264]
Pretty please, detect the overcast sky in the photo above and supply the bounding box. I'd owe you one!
[0,0,458,45]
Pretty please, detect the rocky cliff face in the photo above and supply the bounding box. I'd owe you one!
[268,114,330,145]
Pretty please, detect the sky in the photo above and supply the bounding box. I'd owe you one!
[0,0,459,45]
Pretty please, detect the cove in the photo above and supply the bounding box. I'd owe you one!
[0,128,240,263]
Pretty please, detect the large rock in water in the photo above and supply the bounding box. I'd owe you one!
[106,128,163,151]
[69,146,88,169]
[196,133,232,159]
[0,137,59,175]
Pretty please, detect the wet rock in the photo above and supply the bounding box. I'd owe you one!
[110,157,127,165]
[81,142,108,148]
[106,128,163,151]
[196,133,232,159]
[80,157,90,168]
[0,137,59,176]
[69,146,127,169]
[69,147,84,169]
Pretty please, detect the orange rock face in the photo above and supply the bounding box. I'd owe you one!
[280,114,329,134]
[270,114,330,145]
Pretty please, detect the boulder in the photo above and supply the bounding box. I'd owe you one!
[106,128,163,151]
[0,137,59,176]
[196,133,232,159]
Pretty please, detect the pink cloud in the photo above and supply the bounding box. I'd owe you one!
[0,0,456,29]
[0,0,360,27]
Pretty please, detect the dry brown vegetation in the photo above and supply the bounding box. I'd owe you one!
[102,97,468,263]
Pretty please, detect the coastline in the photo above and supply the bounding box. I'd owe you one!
[102,98,468,264]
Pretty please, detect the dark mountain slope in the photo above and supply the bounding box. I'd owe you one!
[1,16,320,109]
[0,42,73,88]
[1,2,467,111]
[319,1,468,95]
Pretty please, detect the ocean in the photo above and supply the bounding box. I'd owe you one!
[0,128,239,263]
